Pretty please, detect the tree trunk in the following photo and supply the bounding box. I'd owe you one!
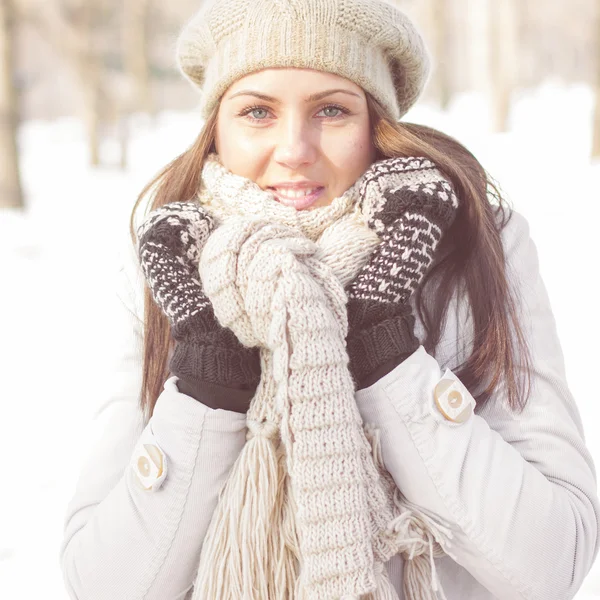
[118,111,129,170]
[593,1,600,159]
[0,0,24,209]
[594,86,600,160]
[428,0,452,110]
[123,0,152,115]
[118,0,154,171]
[38,0,107,167]
[80,73,102,167]
[77,0,103,167]
[489,0,519,133]
[465,0,491,100]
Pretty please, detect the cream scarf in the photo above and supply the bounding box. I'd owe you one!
[190,154,455,600]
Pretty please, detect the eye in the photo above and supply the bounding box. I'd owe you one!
[319,105,345,118]
[248,107,270,120]
[238,105,272,122]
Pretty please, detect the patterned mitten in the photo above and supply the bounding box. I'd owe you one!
[346,157,459,389]
[137,202,261,409]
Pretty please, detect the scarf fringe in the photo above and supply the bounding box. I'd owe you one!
[370,563,402,600]
[192,419,300,600]
[364,423,456,600]
[343,562,399,600]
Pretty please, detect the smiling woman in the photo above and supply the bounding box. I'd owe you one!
[59,1,600,599]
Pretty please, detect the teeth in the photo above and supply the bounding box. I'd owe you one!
[273,188,318,199]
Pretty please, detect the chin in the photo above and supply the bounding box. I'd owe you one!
[310,196,334,210]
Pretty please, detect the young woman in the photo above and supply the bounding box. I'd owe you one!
[60,1,600,599]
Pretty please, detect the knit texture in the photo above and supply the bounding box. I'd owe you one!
[176,0,431,120]
[347,157,459,387]
[137,155,460,599]
[137,203,261,390]
[165,155,456,598]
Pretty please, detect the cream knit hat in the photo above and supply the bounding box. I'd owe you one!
[176,0,431,121]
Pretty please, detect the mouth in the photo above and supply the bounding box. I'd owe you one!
[267,186,326,210]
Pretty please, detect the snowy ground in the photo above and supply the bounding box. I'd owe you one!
[1,81,599,598]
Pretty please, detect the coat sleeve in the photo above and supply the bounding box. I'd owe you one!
[59,229,247,600]
[354,210,600,600]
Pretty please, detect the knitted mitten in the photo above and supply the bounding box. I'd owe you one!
[346,157,459,389]
[137,202,261,409]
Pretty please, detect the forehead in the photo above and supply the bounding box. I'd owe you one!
[223,68,366,100]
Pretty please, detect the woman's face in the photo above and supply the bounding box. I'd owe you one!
[214,68,377,210]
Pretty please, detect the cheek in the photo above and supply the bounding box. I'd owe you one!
[348,134,376,170]
[322,127,375,183]
[216,119,268,180]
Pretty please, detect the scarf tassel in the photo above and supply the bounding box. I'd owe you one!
[343,562,401,600]
[364,423,456,600]
[191,418,300,600]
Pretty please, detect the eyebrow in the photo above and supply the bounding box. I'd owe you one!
[227,89,361,103]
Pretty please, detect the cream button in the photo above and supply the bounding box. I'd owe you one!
[434,376,474,423]
[448,390,463,409]
[144,444,165,477]
[137,456,151,477]
[130,428,168,491]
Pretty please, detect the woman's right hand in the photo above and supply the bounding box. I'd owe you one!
[137,202,261,412]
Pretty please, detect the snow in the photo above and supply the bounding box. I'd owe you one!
[1,82,599,598]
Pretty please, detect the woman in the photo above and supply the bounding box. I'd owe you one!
[60,0,600,599]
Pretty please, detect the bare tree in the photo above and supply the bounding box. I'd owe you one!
[114,0,152,169]
[29,0,117,166]
[489,0,519,133]
[0,0,24,208]
[464,0,492,106]
[427,0,453,110]
[57,0,104,166]
[593,0,600,159]
[123,0,152,115]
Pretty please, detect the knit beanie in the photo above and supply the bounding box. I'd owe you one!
[176,0,431,121]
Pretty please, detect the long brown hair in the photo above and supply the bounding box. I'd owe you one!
[130,95,531,423]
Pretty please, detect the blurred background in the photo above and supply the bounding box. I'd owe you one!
[1,0,600,598]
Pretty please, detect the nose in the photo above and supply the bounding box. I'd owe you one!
[272,116,318,170]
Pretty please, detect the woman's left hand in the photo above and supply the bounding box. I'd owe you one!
[345,156,459,389]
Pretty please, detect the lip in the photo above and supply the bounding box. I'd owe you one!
[267,185,325,210]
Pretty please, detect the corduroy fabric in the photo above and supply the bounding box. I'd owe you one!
[176,0,431,120]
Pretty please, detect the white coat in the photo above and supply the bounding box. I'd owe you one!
[59,208,600,599]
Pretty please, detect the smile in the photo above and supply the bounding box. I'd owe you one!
[267,186,325,210]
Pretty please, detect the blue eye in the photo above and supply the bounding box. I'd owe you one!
[237,105,271,122]
[320,106,342,118]
[249,107,269,120]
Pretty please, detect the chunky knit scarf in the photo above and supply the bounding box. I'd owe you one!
[166,155,456,599]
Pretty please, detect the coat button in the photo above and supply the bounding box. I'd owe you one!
[137,456,151,477]
[130,430,168,491]
[433,375,474,423]
[448,390,463,409]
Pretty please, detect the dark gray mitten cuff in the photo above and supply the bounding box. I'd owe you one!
[346,298,419,388]
[169,311,261,391]
[176,378,256,414]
